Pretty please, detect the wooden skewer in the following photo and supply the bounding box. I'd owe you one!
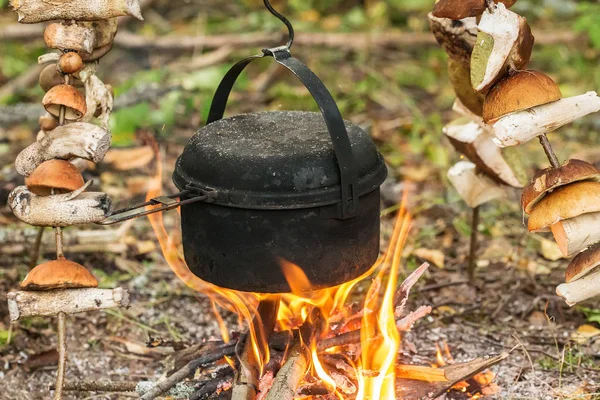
[468,205,480,281]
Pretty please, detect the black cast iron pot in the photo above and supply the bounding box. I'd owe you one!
[171,48,387,293]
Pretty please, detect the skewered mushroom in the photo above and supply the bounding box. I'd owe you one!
[527,181,600,232]
[521,159,600,214]
[15,123,111,177]
[10,0,143,23]
[58,52,83,75]
[557,251,600,306]
[9,183,112,227]
[44,22,97,55]
[21,259,98,291]
[432,0,517,20]
[565,243,600,283]
[471,4,534,92]
[444,119,525,188]
[25,160,85,195]
[448,58,485,116]
[428,14,478,69]
[42,84,87,121]
[447,161,507,208]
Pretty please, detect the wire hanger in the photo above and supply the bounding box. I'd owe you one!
[263,0,294,50]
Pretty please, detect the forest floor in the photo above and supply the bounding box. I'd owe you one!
[2,1,600,399]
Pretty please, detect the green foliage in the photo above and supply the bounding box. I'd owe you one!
[578,307,600,324]
[92,268,131,288]
[574,3,600,49]
[0,328,10,349]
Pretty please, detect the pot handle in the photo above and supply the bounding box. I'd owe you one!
[206,47,359,219]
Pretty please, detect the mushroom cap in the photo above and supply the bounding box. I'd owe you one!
[566,243,600,283]
[432,0,517,20]
[39,64,65,92]
[59,52,83,74]
[42,84,87,121]
[20,259,98,291]
[25,160,84,196]
[482,70,562,123]
[80,42,114,62]
[527,181,600,232]
[522,159,600,214]
[39,113,58,132]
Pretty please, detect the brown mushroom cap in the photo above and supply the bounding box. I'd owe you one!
[80,42,114,62]
[432,0,517,20]
[39,64,65,92]
[39,113,58,132]
[522,159,600,214]
[482,70,562,123]
[527,181,600,232]
[25,160,84,196]
[42,84,87,121]
[566,243,600,283]
[59,52,83,74]
[20,259,98,291]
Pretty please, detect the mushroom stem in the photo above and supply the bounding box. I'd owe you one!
[57,75,69,126]
[468,205,480,281]
[29,226,45,268]
[53,312,67,400]
[538,134,561,169]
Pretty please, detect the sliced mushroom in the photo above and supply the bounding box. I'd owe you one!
[428,14,478,69]
[471,4,534,93]
[432,0,517,20]
[15,123,111,177]
[491,92,600,147]
[447,161,507,208]
[25,160,84,195]
[44,22,97,55]
[556,267,600,306]
[551,212,600,257]
[21,258,98,291]
[527,181,600,232]
[448,58,484,116]
[566,243,600,283]
[42,84,87,121]
[83,74,114,127]
[8,183,112,227]
[521,159,600,214]
[444,119,524,187]
[10,0,143,23]
[482,70,562,124]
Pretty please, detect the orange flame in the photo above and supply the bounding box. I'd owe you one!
[146,142,417,398]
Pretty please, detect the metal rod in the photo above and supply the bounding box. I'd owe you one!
[53,312,67,400]
[468,206,480,281]
[263,0,294,49]
[538,134,561,169]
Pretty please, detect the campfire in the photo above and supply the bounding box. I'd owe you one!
[142,153,504,400]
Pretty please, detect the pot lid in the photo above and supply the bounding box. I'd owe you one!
[173,111,387,210]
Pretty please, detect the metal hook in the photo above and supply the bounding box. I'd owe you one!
[263,0,294,50]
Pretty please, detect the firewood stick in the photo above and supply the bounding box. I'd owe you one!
[139,343,237,400]
[50,380,138,392]
[232,297,280,400]
[53,312,67,400]
[468,205,480,280]
[264,343,309,400]
[396,365,448,382]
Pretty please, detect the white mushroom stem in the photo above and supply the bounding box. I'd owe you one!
[447,161,507,208]
[83,74,114,128]
[492,92,600,147]
[551,212,600,257]
[453,98,484,126]
[15,123,111,177]
[8,183,112,227]
[10,0,143,23]
[444,120,523,187]
[557,269,600,306]
[7,288,130,321]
